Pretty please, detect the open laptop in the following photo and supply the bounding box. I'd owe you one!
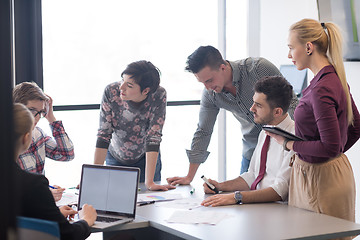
[77,164,140,229]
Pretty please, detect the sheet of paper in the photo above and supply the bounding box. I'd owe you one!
[156,198,203,210]
[56,189,78,207]
[166,210,231,225]
[137,192,183,203]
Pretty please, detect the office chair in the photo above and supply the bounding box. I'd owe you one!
[17,216,60,240]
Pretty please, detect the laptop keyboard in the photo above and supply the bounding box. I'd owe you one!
[96,216,122,223]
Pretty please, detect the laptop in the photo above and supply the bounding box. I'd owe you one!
[77,164,140,229]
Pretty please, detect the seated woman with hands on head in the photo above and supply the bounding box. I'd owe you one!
[14,103,97,240]
[13,82,75,201]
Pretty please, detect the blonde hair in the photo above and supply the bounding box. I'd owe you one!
[290,18,353,125]
[13,103,34,150]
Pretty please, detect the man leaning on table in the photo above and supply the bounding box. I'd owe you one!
[167,46,298,187]
[202,76,294,206]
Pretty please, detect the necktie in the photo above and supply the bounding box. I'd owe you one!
[250,135,271,190]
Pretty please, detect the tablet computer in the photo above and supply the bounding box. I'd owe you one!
[262,125,304,141]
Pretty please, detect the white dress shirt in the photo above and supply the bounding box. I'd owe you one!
[240,114,294,200]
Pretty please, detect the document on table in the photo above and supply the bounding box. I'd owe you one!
[156,198,203,210]
[56,189,78,207]
[137,192,183,203]
[166,210,231,225]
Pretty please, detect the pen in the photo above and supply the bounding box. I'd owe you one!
[49,185,57,189]
[201,175,219,193]
[138,200,155,206]
[68,187,77,189]
[190,188,195,194]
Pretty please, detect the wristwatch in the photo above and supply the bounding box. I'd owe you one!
[234,191,243,204]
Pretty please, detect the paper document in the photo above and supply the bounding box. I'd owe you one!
[166,210,231,225]
[56,189,78,207]
[156,198,203,210]
[137,192,182,203]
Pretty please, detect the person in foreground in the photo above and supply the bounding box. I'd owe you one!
[13,82,75,201]
[267,19,360,225]
[202,76,294,206]
[94,60,175,191]
[167,45,298,186]
[14,103,97,240]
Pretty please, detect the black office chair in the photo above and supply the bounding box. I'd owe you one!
[280,65,307,98]
[17,216,60,240]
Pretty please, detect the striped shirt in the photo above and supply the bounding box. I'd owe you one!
[17,121,75,174]
[187,57,298,163]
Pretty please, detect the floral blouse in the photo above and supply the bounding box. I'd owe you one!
[96,82,166,163]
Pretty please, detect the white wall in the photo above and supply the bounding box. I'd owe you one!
[345,62,360,223]
[259,0,318,67]
[258,0,360,224]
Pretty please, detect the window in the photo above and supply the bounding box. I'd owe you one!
[42,0,218,104]
[41,0,225,185]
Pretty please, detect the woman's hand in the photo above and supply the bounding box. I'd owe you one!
[265,131,286,145]
[59,205,77,220]
[265,131,294,151]
[44,94,56,123]
[146,182,176,191]
[50,185,65,202]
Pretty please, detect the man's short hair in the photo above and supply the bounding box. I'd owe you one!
[254,76,293,113]
[121,60,161,94]
[185,46,226,73]
[13,82,48,105]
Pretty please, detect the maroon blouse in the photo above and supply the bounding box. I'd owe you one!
[293,65,360,163]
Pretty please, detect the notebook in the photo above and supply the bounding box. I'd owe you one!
[77,164,140,229]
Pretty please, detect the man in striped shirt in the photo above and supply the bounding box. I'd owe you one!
[167,45,297,186]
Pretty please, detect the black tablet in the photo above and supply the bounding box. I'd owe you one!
[262,125,304,141]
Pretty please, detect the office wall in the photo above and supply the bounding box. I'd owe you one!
[259,0,318,67]
[258,0,360,223]
[344,62,360,224]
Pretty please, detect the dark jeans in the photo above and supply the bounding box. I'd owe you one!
[105,151,162,183]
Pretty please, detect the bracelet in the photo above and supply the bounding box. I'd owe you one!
[283,139,290,152]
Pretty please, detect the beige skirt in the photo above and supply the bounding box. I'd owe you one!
[289,153,355,222]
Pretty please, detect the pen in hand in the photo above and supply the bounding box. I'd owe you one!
[49,185,57,189]
[201,175,219,193]
[138,201,155,206]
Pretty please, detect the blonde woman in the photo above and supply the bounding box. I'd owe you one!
[13,103,96,239]
[268,18,360,224]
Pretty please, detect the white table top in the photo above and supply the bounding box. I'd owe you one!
[100,182,360,240]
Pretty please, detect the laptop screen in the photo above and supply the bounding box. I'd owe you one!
[78,164,139,217]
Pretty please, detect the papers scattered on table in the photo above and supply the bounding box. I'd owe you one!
[156,198,203,210]
[56,189,78,207]
[137,192,182,203]
[166,210,231,225]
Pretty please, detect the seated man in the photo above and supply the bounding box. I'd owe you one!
[202,76,295,206]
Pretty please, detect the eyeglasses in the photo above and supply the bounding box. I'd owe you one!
[28,108,47,118]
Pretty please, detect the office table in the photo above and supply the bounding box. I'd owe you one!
[101,183,360,240]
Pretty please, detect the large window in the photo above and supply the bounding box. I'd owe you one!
[41,0,248,185]
[42,0,217,104]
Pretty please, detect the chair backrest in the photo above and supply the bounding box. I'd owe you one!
[17,216,60,240]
